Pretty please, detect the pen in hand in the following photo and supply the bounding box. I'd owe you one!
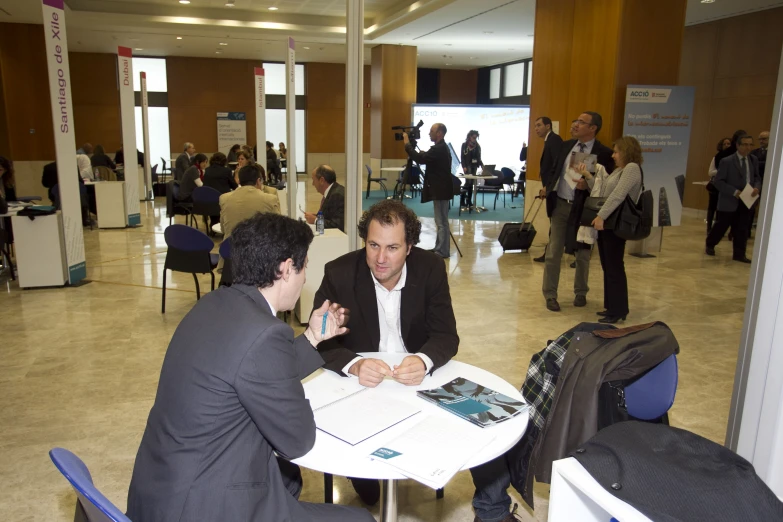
[321,311,328,337]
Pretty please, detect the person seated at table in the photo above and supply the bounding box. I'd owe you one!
[114,146,145,167]
[90,145,116,170]
[76,143,93,156]
[220,165,281,239]
[312,199,459,505]
[76,153,93,181]
[178,153,207,202]
[174,142,196,182]
[0,156,16,202]
[234,149,257,185]
[227,143,242,164]
[304,165,345,232]
[203,152,238,195]
[266,141,282,185]
[126,212,374,522]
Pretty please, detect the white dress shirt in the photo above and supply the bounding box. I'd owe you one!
[341,263,435,377]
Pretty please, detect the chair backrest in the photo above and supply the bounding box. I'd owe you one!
[219,237,231,259]
[500,167,515,183]
[164,224,214,252]
[192,186,221,203]
[160,157,167,170]
[94,166,116,182]
[166,180,176,217]
[151,164,158,175]
[365,164,372,179]
[624,354,678,421]
[49,448,131,522]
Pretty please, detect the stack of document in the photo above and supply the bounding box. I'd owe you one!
[368,415,496,489]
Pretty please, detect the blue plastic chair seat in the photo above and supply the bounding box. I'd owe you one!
[624,354,678,421]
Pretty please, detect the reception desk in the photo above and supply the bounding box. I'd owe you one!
[295,228,349,324]
[11,211,68,288]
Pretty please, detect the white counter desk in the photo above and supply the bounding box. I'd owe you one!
[8,209,69,288]
[85,181,127,228]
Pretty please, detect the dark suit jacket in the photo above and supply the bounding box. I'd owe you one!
[203,164,238,194]
[545,138,615,216]
[540,132,564,189]
[320,182,345,232]
[174,153,190,182]
[90,153,116,170]
[714,152,761,213]
[126,284,324,522]
[405,140,453,201]
[313,247,459,376]
[751,147,767,182]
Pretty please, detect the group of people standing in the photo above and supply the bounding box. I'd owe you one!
[705,129,767,263]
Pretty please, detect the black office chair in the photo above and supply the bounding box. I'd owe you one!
[218,238,232,287]
[160,157,171,181]
[191,186,221,236]
[476,169,504,209]
[166,180,195,227]
[365,165,388,199]
[161,224,219,313]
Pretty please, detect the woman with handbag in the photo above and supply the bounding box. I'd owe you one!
[590,136,643,324]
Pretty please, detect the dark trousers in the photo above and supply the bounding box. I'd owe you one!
[706,203,752,258]
[597,229,629,317]
[706,187,719,233]
[461,179,475,206]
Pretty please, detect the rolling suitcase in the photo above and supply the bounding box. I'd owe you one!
[498,196,543,252]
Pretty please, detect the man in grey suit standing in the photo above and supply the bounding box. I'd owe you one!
[174,142,195,182]
[706,134,761,263]
[126,213,373,522]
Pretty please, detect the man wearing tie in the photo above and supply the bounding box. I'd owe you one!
[706,134,761,263]
[305,165,345,232]
[542,112,615,312]
[531,116,564,262]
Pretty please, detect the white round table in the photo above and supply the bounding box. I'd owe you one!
[294,352,528,521]
[457,174,496,212]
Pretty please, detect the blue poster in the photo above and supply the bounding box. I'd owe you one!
[623,86,695,227]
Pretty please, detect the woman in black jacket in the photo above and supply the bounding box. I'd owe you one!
[90,145,116,170]
[460,130,483,210]
[203,152,238,194]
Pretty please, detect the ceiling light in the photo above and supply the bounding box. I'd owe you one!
[134,48,143,51]
[176,36,183,40]
[303,46,310,50]
[178,0,190,4]
[219,42,228,45]
[215,51,222,54]
[701,0,714,3]
[445,63,451,66]
[268,6,279,10]
[225,0,235,5]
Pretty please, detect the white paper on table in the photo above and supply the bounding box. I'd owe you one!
[304,376,367,411]
[739,183,759,209]
[368,415,496,490]
[313,389,421,446]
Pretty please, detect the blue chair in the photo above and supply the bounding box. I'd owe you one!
[192,186,221,236]
[162,224,219,313]
[500,167,517,202]
[49,448,131,522]
[625,354,678,422]
[365,164,387,199]
[218,237,232,287]
[166,180,194,227]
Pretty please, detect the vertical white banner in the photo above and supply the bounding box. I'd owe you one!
[286,37,297,218]
[254,67,266,170]
[140,72,152,200]
[41,0,85,284]
[118,47,142,222]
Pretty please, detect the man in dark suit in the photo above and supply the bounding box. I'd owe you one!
[751,130,769,183]
[706,134,761,263]
[313,199,459,505]
[404,123,454,258]
[542,111,615,312]
[174,142,195,182]
[531,116,565,262]
[126,213,373,522]
[304,164,345,232]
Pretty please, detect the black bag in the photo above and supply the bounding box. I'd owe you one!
[580,196,606,226]
[498,196,543,252]
[451,174,462,196]
[613,188,653,241]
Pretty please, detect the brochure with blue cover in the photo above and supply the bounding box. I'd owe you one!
[417,377,529,428]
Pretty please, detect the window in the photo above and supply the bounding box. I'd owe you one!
[265,109,306,174]
[489,68,501,99]
[131,57,169,172]
[262,63,305,95]
[527,61,533,95]
[132,58,167,92]
[503,63,524,97]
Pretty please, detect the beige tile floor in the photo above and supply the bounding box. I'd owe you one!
[0,195,752,521]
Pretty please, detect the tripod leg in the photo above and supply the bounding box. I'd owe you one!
[450,231,463,257]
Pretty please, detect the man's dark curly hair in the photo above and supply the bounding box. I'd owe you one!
[231,213,313,288]
[358,200,421,246]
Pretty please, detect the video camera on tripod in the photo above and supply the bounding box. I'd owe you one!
[392,120,425,146]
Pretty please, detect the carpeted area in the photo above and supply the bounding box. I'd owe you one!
[362,189,525,222]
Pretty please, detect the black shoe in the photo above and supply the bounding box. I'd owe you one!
[349,477,380,506]
[733,256,752,264]
[570,261,576,268]
[597,310,609,317]
[546,298,561,312]
[705,246,716,256]
[533,254,545,263]
[573,295,587,307]
[598,315,626,324]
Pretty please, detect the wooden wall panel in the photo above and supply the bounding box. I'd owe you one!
[70,52,122,153]
[167,56,261,154]
[0,57,10,156]
[0,23,55,161]
[371,45,417,159]
[439,69,477,105]
[680,7,783,210]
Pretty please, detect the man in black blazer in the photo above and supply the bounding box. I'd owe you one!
[542,111,615,312]
[313,200,459,505]
[404,123,454,258]
[532,116,565,262]
[174,142,195,182]
[126,213,373,522]
[304,164,345,232]
[706,134,761,263]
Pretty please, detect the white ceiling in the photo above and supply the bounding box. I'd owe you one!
[0,0,780,69]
